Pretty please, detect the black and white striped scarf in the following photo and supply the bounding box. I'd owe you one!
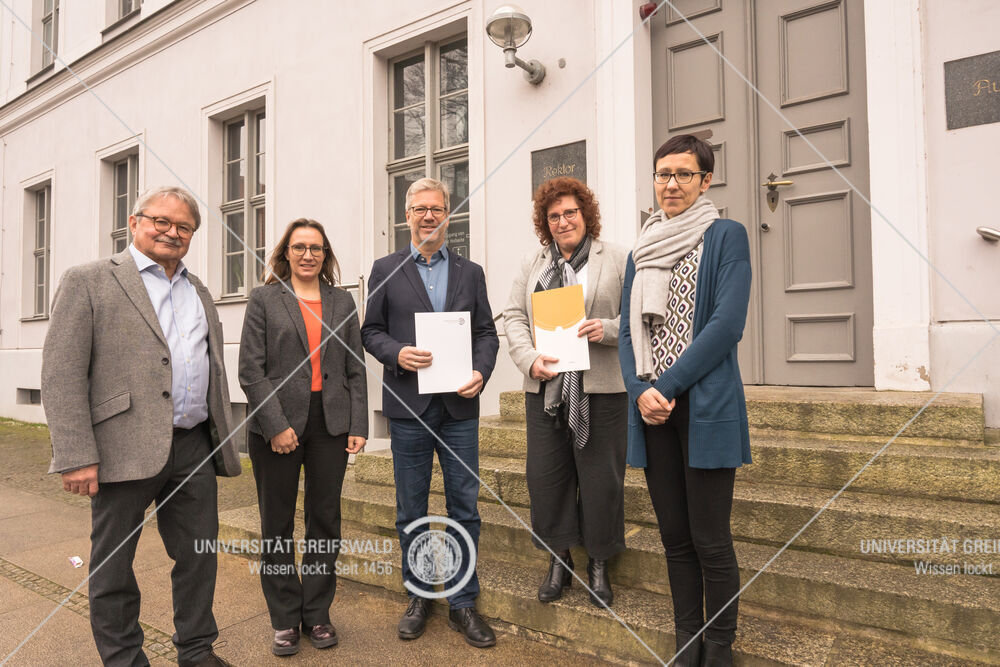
[534,235,592,449]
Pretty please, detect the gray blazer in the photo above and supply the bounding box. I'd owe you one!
[238,282,368,441]
[503,238,627,395]
[42,250,241,482]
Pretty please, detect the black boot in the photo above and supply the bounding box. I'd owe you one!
[673,630,702,667]
[701,638,733,666]
[537,551,573,602]
[587,557,613,607]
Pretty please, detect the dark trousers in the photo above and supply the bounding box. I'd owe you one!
[524,390,627,559]
[390,395,480,609]
[89,422,218,667]
[643,393,739,645]
[248,392,349,630]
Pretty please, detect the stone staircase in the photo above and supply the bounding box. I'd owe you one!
[222,386,1000,665]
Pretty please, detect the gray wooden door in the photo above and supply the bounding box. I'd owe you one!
[651,0,874,386]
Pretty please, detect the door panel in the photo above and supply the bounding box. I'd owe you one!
[650,0,874,386]
[651,0,761,382]
[755,0,874,385]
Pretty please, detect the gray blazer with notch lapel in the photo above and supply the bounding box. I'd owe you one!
[238,282,368,441]
[42,249,241,482]
[503,238,627,395]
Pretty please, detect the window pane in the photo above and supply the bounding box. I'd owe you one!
[226,120,245,161]
[42,20,53,48]
[44,0,54,14]
[393,224,411,253]
[440,93,468,148]
[114,237,126,253]
[226,160,245,201]
[36,284,45,316]
[439,40,468,94]
[225,211,244,252]
[393,55,424,109]
[115,161,128,199]
[439,161,470,214]
[392,171,423,225]
[36,254,45,287]
[226,254,244,294]
[114,196,128,231]
[393,108,426,159]
[254,207,266,281]
[128,155,138,201]
[255,113,266,194]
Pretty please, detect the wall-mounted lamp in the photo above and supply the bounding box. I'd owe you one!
[486,4,546,85]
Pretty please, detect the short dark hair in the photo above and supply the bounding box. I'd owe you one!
[653,134,715,173]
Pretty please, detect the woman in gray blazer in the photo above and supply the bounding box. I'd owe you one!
[503,177,628,608]
[238,219,368,656]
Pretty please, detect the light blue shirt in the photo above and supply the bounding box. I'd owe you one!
[410,243,449,312]
[129,244,210,428]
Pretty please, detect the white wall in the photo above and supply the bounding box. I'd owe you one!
[921,0,1000,425]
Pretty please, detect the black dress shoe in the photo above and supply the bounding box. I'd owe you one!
[587,557,613,607]
[702,638,734,666]
[398,596,432,639]
[673,630,702,667]
[537,551,573,602]
[272,627,300,656]
[179,651,235,667]
[303,623,338,649]
[448,607,497,648]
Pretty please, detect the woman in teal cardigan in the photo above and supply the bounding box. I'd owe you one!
[618,135,751,667]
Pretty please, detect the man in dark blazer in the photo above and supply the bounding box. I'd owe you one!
[361,178,499,648]
[42,185,240,667]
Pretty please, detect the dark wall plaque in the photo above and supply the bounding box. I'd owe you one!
[944,50,1000,130]
[530,140,587,196]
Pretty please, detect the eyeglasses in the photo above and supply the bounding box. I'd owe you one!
[547,208,580,225]
[135,213,195,238]
[288,244,327,257]
[653,170,708,185]
[409,206,448,219]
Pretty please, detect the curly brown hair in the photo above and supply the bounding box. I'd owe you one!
[531,177,601,246]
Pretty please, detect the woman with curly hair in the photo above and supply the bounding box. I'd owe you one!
[503,177,628,607]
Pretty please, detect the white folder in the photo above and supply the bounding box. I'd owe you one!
[414,311,473,394]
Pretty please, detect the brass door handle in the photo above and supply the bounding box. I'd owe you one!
[762,179,794,188]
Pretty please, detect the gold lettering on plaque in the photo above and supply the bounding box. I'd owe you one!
[973,79,999,96]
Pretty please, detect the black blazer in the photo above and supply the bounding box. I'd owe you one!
[238,282,368,440]
[361,248,499,420]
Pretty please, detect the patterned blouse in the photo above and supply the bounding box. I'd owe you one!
[649,242,702,376]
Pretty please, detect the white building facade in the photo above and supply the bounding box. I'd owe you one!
[1,0,998,444]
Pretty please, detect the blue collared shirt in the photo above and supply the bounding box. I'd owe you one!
[410,243,449,312]
[129,244,210,428]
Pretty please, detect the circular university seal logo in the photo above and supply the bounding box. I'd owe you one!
[402,515,476,599]
[407,529,462,586]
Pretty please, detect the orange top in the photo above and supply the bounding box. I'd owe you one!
[298,298,323,391]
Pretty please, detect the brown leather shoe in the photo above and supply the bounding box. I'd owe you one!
[303,623,339,649]
[272,627,300,656]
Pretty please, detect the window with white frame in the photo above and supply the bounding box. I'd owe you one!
[40,0,59,68]
[31,184,52,317]
[111,154,138,253]
[221,109,266,296]
[387,36,469,256]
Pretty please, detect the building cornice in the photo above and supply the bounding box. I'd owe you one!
[0,0,255,136]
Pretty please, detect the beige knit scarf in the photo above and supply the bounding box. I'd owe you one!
[630,195,718,380]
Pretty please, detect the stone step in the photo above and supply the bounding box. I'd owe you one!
[354,450,1000,568]
[478,417,1000,503]
[218,497,1000,665]
[332,474,1000,652]
[498,387,986,441]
